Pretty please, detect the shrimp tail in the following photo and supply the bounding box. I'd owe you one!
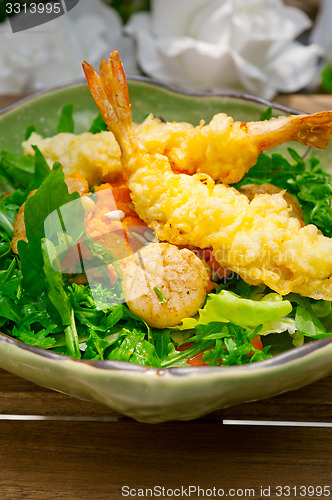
[82,50,139,156]
[294,111,332,148]
[248,111,332,151]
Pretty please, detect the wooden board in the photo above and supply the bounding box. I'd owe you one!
[0,420,332,499]
[1,93,332,499]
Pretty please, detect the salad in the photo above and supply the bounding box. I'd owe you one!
[0,103,331,368]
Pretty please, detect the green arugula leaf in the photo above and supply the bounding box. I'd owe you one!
[152,329,175,361]
[104,304,124,328]
[68,283,125,335]
[0,257,17,284]
[0,150,35,188]
[41,238,80,358]
[200,324,269,366]
[0,202,18,239]
[0,146,50,193]
[83,330,112,360]
[0,294,20,322]
[12,325,56,349]
[259,107,272,121]
[17,162,85,297]
[0,259,21,324]
[107,328,143,362]
[130,337,162,366]
[25,125,37,141]
[106,326,162,367]
[28,145,51,190]
[160,340,215,367]
[0,241,11,262]
[57,103,74,133]
[88,113,108,134]
[0,278,20,302]
[182,323,230,345]
[2,188,27,207]
[321,64,332,94]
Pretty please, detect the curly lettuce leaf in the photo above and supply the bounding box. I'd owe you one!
[295,305,332,340]
[178,290,292,330]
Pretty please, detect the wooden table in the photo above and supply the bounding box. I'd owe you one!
[1,93,332,499]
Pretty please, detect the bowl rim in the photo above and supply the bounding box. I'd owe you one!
[0,75,304,118]
[0,74,327,377]
[1,330,332,376]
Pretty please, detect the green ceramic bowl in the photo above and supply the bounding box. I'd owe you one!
[0,78,332,423]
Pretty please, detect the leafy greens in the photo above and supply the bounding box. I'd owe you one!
[235,148,332,237]
[0,104,331,367]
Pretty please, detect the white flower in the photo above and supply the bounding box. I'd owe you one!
[0,0,138,94]
[306,0,332,91]
[126,0,322,99]
[310,0,332,60]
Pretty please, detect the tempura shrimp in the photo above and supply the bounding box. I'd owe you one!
[23,131,122,187]
[23,93,332,186]
[238,183,304,221]
[122,243,211,328]
[83,51,332,301]
[137,109,332,184]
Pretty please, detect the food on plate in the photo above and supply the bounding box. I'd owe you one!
[23,99,332,187]
[122,242,211,328]
[23,130,121,187]
[136,108,332,184]
[83,51,332,301]
[0,52,332,367]
[238,183,304,221]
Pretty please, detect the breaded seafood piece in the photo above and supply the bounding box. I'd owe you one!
[136,110,332,184]
[23,97,332,186]
[82,50,332,301]
[23,131,122,187]
[122,243,211,328]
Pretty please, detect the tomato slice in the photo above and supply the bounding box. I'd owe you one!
[187,348,214,367]
[250,335,263,351]
[176,341,194,352]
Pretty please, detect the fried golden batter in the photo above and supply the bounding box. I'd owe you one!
[22,131,121,187]
[23,99,332,186]
[83,51,332,301]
